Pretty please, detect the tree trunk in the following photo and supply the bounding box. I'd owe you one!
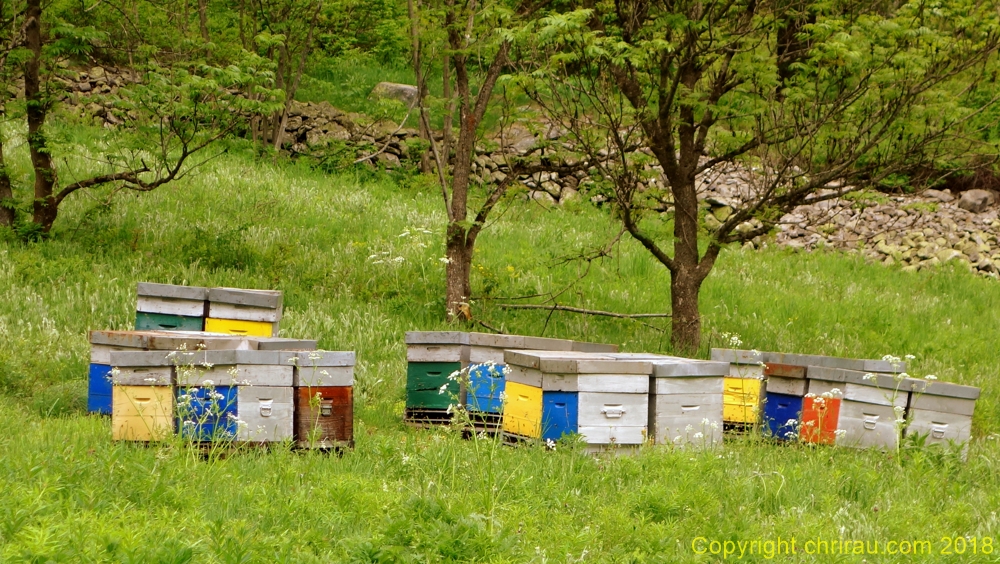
[670,156,703,351]
[26,0,58,233]
[0,133,13,227]
[198,0,210,44]
[445,231,471,320]
[669,266,703,353]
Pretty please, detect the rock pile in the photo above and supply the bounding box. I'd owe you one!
[772,188,1000,278]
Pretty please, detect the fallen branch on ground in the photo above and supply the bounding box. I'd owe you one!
[497,304,671,319]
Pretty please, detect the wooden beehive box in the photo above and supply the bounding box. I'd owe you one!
[710,348,765,427]
[285,350,356,449]
[901,379,979,449]
[645,357,728,448]
[135,283,209,332]
[403,331,469,425]
[206,287,283,336]
[806,366,918,450]
[503,350,651,446]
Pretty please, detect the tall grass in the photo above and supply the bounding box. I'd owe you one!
[1,132,999,561]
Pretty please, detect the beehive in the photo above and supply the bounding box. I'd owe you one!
[403,331,469,426]
[645,357,728,448]
[285,351,355,448]
[806,366,917,449]
[763,352,906,442]
[206,287,282,337]
[112,385,174,441]
[464,334,619,431]
[710,349,765,427]
[238,386,294,443]
[135,283,208,332]
[108,350,176,441]
[902,379,979,449]
[761,363,807,440]
[503,350,651,448]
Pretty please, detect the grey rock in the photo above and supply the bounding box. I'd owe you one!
[924,189,953,202]
[958,189,995,213]
[370,82,419,107]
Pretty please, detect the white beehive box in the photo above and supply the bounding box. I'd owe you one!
[238,386,294,442]
[109,351,175,386]
[765,351,905,374]
[646,358,729,448]
[806,366,918,450]
[208,287,284,323]
[404,331,470,363]
[504,350,651,446]
[902,379,979,448]
[282,351,356,387]
[174,350,293,386]
[136,282,209,317]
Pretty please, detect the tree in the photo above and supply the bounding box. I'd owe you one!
[528,0,1000,350]
[4,0,281,235]
[409,0,578,321]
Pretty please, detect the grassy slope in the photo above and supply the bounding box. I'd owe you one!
[1,137,1000,562]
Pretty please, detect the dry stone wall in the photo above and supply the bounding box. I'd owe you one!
[60,74,1000,278]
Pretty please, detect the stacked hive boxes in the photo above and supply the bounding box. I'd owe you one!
[88,330,315,414]
[465,334,618,433]
[135,283,209,331]
[642,356,729,448]
[106,345,355,447]
[502,350,651,450]
[404,332,470,426]
[761,362,808,440]
[765,352,903,443]
[291,351,356,449]
[710,349,765,428]
[903,379,979,449]
[205,287,283,337]
[89,330,246,414]
[403,332,619,429]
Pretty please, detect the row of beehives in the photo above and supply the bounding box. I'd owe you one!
[89,330,355,448]
[135,282,283,337]
[404,332,980,451]
[715,348,979,450]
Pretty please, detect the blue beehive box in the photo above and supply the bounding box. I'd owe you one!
[542,391,578,441]
[761,362,808,440]
[763,392,803,440]
[88,364,113,414]
[176,385,239,440]
[465,363,506,414]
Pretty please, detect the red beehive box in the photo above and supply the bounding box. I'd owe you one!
[800,395,840,444]
[295,386,353,448]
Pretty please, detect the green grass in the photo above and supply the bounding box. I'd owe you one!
[2,132,1000,562]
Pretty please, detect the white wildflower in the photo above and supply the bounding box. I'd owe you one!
[693,432,704,440]
[438,383,449,395]
[925,375,938,381]
[202,379,215,386]
[308,352,323,361]
[834,429,847,438]
[546,438,557,450]
[439,257,452,264]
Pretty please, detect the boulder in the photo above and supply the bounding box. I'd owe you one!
[923,189,954,203]
[957,189,995,213]
[370,82,419,107]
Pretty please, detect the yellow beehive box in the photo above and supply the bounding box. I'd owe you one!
[112,385,174,441]
[722,377,762,423]
[501,381,543,438]
[205,317,275,337]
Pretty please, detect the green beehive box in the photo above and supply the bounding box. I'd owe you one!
[406,362,461,409]
[135,312,205,332]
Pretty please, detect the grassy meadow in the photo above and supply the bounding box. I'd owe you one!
[2,132,1000,562]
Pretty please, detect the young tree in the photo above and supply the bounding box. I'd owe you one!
[410,0,577,321]
[529,0,1000,350]
[6,0,281,235]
